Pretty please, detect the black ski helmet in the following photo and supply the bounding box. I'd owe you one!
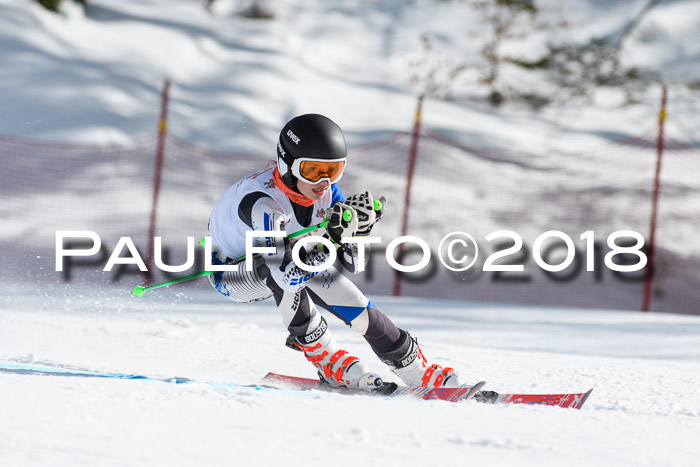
[276,114,347,188]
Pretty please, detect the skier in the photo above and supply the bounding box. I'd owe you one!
[208,114,466,391]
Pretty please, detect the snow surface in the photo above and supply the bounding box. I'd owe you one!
[1,0,699,151]
[2,1,700,466]
[1,284,700,467]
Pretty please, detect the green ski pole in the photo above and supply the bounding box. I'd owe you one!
[131,219,332,297]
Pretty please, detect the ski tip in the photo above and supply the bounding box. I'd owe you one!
[578,388,594,409]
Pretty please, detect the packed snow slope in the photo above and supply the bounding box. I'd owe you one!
[1,284,700,467]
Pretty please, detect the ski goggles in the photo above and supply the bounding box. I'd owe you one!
[291,158,346,185]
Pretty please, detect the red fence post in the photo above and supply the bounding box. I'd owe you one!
[144,79,170,286]
[393,94,424,297]
[642,85,667,311]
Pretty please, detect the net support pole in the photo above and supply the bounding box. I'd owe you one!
[642,85,667,312]
[393,94,424,297]
[144,79,170,286]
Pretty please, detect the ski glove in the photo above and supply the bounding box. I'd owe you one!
[344,191,387,236]
[325,202,359,244]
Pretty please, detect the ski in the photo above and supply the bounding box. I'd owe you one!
[261,372,486,403]
[473,388,593,409]
[0,362,200,384]
[262,372,593,409]
[1,362,591,409]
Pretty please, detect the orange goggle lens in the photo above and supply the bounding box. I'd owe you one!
[298,160,346,183]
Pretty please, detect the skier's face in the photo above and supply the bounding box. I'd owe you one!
[297,178,330,201]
